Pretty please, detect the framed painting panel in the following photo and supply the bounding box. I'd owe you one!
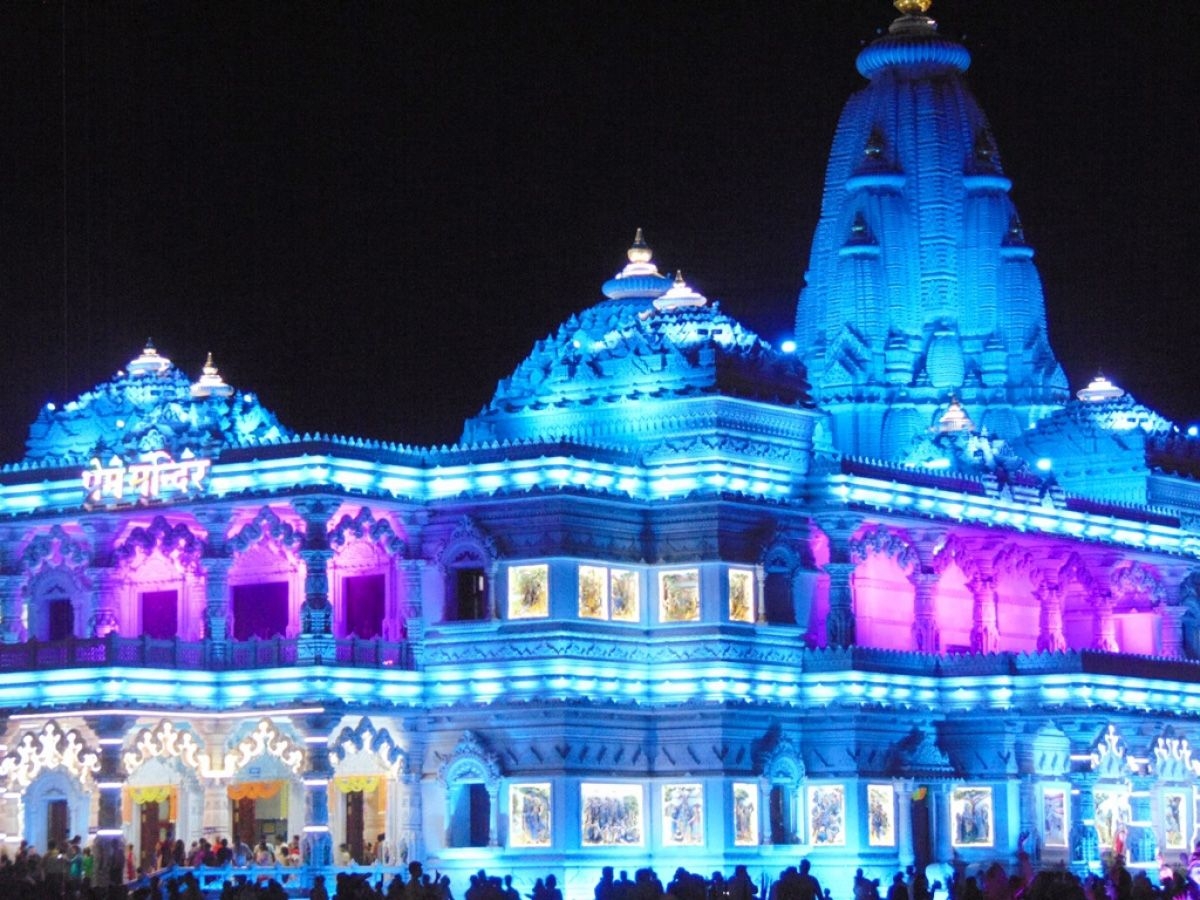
[508,783,551,848]
[581,783,644,847]
[808,784,846,846]
[661,783,704,846]
[951,786,993,848]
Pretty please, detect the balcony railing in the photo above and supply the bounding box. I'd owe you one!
[0,633,415,672]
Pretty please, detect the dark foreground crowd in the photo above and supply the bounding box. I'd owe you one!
[6,848,1200,900]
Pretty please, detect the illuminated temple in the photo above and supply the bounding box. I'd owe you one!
[4,1,1200,894]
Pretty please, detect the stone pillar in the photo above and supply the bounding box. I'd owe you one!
[910,570,940,653]
[895,778,915,869]
[298,547,335,665]
[1036,582,1066,652]
[930,782,954,865]
[0,574,24,643]
[89,569,120,637]
[394,774,422,864]
[1161,604,1186,658]
[487,559,500,620]
[1091,589,1119,652]
[89,715,127,889]
[487,784,500,847]
[302,714,335,867]
[202,558,231,661]
[755,564,766,624]
[824,562,856,648]
[969,574,1000,654]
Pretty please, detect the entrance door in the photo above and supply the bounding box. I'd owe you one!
[140,801,161,871]
[48,600,74,640]
[346,791,365,862]
[469,783,490,847]
[233,797,257,847]
[47,799,69,850]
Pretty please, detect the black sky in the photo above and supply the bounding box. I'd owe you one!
[0,1,1197,465]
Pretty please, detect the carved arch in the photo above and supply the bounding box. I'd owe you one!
[1109,561,1166,609]
[22,525,90,575]
[0,721,100,790]
[115,516,205,575]
[992,543,1041,581]
[1090,724,1133,780]
[223,719,305,777]
[1149,730,1200,783]
[436,731,501,791]
[436,517,497,574]
[123,720,207,778]
[329,508,406,558]
[330,717,407,777]
[228,507,305,558]
[758,737,805,785]
[850,525,917,570]
[20,526,92,641]
[1058,553,1096,594]
[931,534,979,580]
[113,517,207,639]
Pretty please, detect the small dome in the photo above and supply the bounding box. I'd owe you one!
[127,340,172,377]
[1077,373,1125,403]
[857,1,971,79]
[652,271,707,311]
[191,352,235,399]
[936,397,974,433]
[601,229,673,301]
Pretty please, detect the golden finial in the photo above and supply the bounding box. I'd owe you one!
[202,352,218,377]
[674,270,685,286]
[894,0,932,15]
[627,227,652,264]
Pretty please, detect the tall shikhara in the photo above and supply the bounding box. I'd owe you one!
[795,1,1069,459]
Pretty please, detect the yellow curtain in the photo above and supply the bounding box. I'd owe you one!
[334,775,380,794]
[129,785,173,805]
[228,781,283,801]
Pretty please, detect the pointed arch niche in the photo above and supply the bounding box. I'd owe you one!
[850,526,917,651]
[932,536,977,653]
[1110,562,1165,656]
[226,508,305,640]
[1059,554,1098,651]
[437,731,500,848]
[122,721,208,868]
[21,525,91,641]
[113,517,206,640]
[328,508,407,641]
[992,544,1040,653]
[222,719,306,850]
[0,720,100,848]
[437,519,497,623]
[329,717,411,864]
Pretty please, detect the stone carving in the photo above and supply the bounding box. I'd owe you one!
[115,516,205,574]
[757,737,805,784]
[228,507,304,557]
[437,731,501,790]
[436,517,497,573]
[1150,733,1200,782]
[932,534,979,579]
[1090,725,1132,780]
[328,508,406,557]
[22,525,90,574]
[0,721,101,789]
[330,717,407,777]
[123,720,206,777]
[224,719,304,776]
[1109,562,1166,608]
[850,526,917,569]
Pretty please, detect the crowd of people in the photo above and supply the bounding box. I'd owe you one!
[6,844,1200,900]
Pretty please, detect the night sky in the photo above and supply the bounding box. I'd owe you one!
[1,2,1196,465]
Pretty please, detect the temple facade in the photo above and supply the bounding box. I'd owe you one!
[4,2,1200,896]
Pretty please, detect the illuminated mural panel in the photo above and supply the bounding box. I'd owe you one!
[508,783,552,848]
[611,569,640,622]
[866,784,895,847]
[1042,787,1068,849]
[951,786,993,848]
[578,566,608,620]
[661,783,704,846]
[808,785,845,846]
[581,783,643,847]
[729,568,754,623]
[1163,789,1188,851]
[1093,786,1131,851]
[660,570,700,623]
[732,782,758,846]
[508,565,548,619]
